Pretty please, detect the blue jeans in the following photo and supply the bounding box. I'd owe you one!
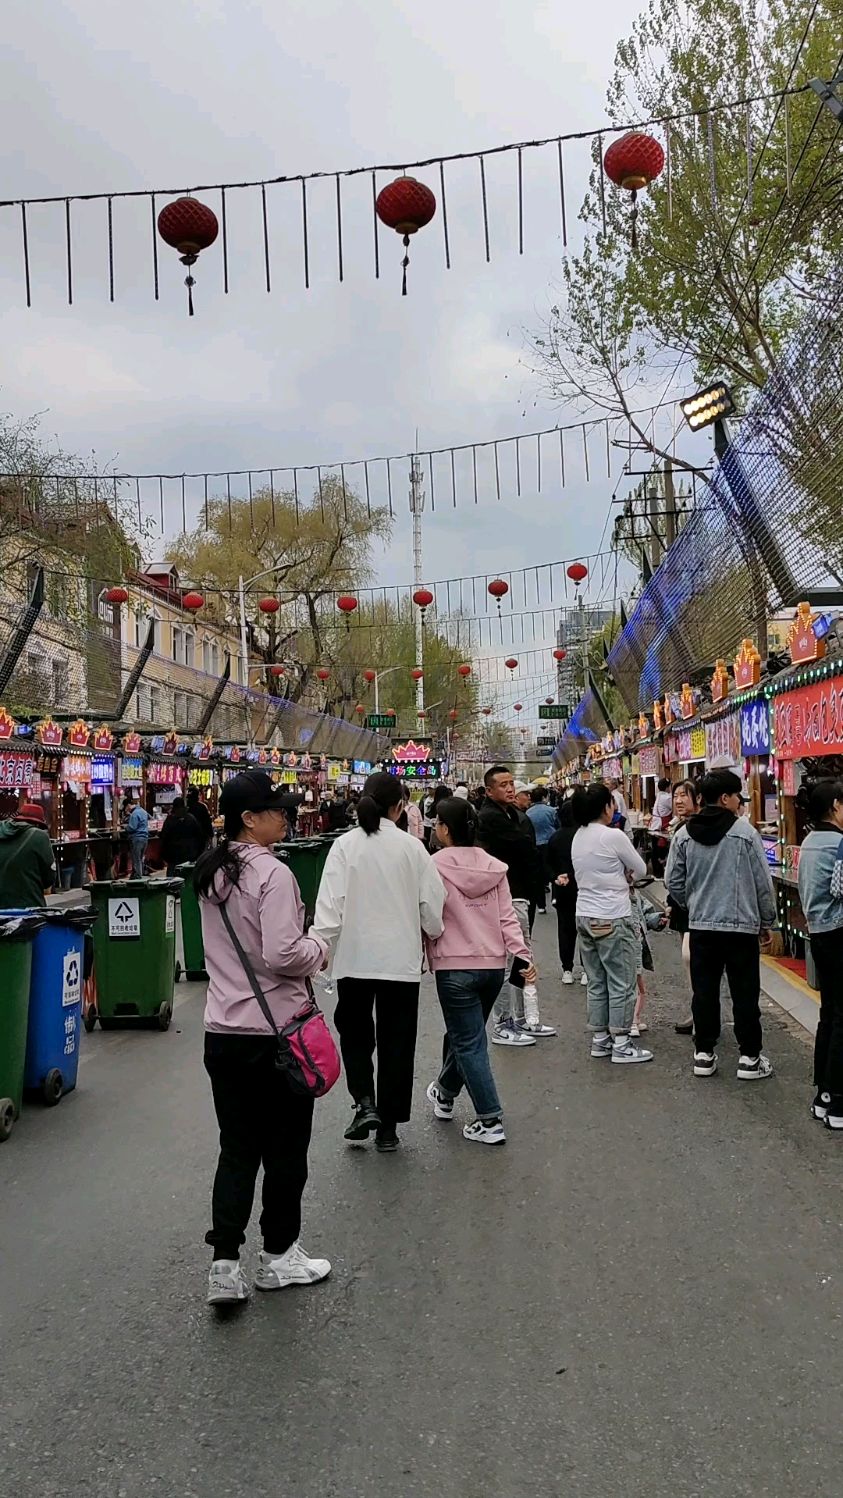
[576,916,638,1035]
[129,836,148,879]
[435,969,505,1122]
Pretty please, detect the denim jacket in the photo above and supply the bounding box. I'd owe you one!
[798,828,843,935]
[666,819,776,934]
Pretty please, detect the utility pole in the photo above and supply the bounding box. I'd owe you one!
[409,450,425,722]
[663,456,677,549]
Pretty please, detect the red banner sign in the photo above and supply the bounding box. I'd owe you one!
[774,680,843,760]
[0,753,34,789]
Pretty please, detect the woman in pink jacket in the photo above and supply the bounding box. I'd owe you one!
[425,797,535,1145]
[197,770,330,1307]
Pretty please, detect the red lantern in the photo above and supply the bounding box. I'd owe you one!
[104,586,128,605]
[182,591,205,611]
[482,707,492,716]
[157,197,219,316]
[337,595,358,633]
[375,176,437,295]
[448,708,459,721]
[603,133,665,250]
[355,703,364,716]
[270,664,285,678]
[514,703,523,713]
[567,563,588,586]
[259,597,280,615]
[545,696,554,705]
[411,668,424,681]
[416,708,426,720]
[458,664,472,680]
[316,667,330,682]
[488,579,508,617]
[505,658,518,672]
[363,669,376,684]
[386,707,396,719]
[412,588,434,625]
[553,648,567,661]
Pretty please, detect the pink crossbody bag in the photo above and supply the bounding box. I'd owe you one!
[219,900,341,1098]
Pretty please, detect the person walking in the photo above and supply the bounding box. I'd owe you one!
[571,784,652,1064]
[403,789,425,840]
[0,801,57,907]
[666,768,776,1081]
[186,786,214,850]
[666,779,702,1035]
[312,771,445,1153]
[526,786,558,913]
[798,780,843,1129]
[159,796,205,877]
[426,785,454,853]
[547,797,579,984]
[197,770,331,1307]
[425,796,535,1146]
[124,798,149,879]
[477,765,555,1045]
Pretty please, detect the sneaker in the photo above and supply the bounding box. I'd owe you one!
[375,1125,400,1152]
[463,1118,506,1146]
[207,1259,249,1305]
[824,1111,843,1132]
[630,1023,640,1038]
[693,1051,718,1077]
[561,970,574,985]
[255,1242,331,1290]
[580,972,588,985]
[811,1091,831,1121]
[492,1023,536,1047]
[590,1033,614,1059]
[736,1054,773,1081]
[611,1037,653,1064]
[343,1097,381,1141]
[522,1021,557,1039]
[426,1080,454,1120]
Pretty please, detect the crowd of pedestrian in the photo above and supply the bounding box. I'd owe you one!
[193,757,843,1308]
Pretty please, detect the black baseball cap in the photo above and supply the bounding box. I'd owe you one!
[219,770,286,818]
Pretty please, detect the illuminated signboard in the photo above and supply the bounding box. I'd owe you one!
[91,755,115,786]
[381,760,442,780]
[120,756,144,785]
[0,754,34,790]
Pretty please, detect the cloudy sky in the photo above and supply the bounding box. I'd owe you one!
[1,0,653,723]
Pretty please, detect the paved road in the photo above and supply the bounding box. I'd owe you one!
[2,912,841,1497]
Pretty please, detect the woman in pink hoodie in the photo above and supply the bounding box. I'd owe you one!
[425,797,535,1145]
[197,771,331,1308]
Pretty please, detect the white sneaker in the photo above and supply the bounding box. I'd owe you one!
[522,1022,557,1038]
[580,972,588,986]
[426,1080,454,1120]
[255,1242,331,1290]
[590,1033,614,1059]
[736,1053,773,1081]
[611,1037,653,1064]
[208,1259,249,1305]
[463,1118,506,1145]
[492,1024,536,1047]
[693,1051,718,1077]
[561,970,574,985]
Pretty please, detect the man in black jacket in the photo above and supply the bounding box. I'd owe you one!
[477,765,555,1045]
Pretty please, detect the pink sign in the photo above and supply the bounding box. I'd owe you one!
[638,745,660,778]
[147,762,184,785]
[705,712,741,766]
[0,754,35,790]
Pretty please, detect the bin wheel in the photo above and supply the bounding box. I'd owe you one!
[99,1017,119,1031]
[0,1099,14,1141]
[157,1001,172,1032]
[174,961,182,984]
[42,1069,64,1107]
[83,1006,98,1033]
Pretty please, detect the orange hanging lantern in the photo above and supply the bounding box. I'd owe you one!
[603,132,665,249]
[157,197,219,315]
[259,597,280,615]
[182,591,205,611]
[375,176,437,295]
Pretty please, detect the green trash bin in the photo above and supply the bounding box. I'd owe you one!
[88,878,182,1032]
[276,839,330,922]
[174,863,208,982]
[0,911,46,1141]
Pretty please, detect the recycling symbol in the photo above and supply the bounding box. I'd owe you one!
[114,902,134,925]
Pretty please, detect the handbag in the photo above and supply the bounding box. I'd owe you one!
[218,901,340,1098]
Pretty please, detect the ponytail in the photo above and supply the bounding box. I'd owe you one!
[357,771,403,836]
[194,808,247,896]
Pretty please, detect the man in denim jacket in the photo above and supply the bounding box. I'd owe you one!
[666,769,777,1081]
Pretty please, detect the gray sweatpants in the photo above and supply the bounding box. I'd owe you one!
[493,898,533,1026]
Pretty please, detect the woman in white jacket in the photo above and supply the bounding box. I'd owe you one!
[312,771,446,1153]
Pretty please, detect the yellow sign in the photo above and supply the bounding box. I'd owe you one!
[328,763,341,781]
[690,725,706,761]
[188,767,214,787]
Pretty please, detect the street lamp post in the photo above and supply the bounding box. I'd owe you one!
[373,664,403,715]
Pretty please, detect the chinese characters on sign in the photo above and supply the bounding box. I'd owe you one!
[147,762,183,786]
[638,745,660,778]
[739,700,771,757]
[0,754,35,790]
[774,680,843,760]
[704,713,741,767]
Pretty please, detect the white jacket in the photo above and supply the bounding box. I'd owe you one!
[312,819,446,982]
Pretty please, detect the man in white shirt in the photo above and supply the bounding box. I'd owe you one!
[572,782,652,1065]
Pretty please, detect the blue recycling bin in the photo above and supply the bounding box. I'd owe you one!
[14,907,99,1106]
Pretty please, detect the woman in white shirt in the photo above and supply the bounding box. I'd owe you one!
[312,771,445,1153]
[571,784,652,1066]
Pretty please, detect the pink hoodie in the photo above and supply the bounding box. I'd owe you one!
[426,845,531,971]
[201,843,327,1034]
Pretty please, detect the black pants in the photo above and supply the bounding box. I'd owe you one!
[554,889,577,971]
[334,978,420,1125]
[809,928,843,1107]
[689,930,763,1057]
[204,1033,314,1261]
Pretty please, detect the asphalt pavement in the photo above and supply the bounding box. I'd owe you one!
[2,910,842,1498]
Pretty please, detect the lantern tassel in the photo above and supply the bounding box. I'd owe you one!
[630,188,638,252]
[401,233,410,296]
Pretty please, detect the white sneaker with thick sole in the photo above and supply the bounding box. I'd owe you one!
[825,1111,843,1131]
[463,1119,506,1146]
[693,1051,718,1077]
[255,1242,331,1290]
[590,1033,614,1059]
[492,1024,536,1047]
[736,1054,773,1081]
[580,972,588,986]
[561,970,574,985]
[522,1022,557,1039]
[208,1259,249,1305]
[426,1080,454,1120]
[611,1037,653,1064]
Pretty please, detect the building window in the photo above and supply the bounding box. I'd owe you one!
[149,685,161,723]
[202,638,212,674]
[96,587,112,624]
[183,632,195,669]
[172,625,183,664]
[211,643,220,677]
[136,684,150,721]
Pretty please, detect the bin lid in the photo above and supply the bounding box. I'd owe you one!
[0,904,98,931]
[90,877,184,894]
[0,909,46,939]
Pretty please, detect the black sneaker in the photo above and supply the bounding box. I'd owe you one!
[344,1098,381,1141]
[375,1125,400,1153]
[811,1091,831,1121]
